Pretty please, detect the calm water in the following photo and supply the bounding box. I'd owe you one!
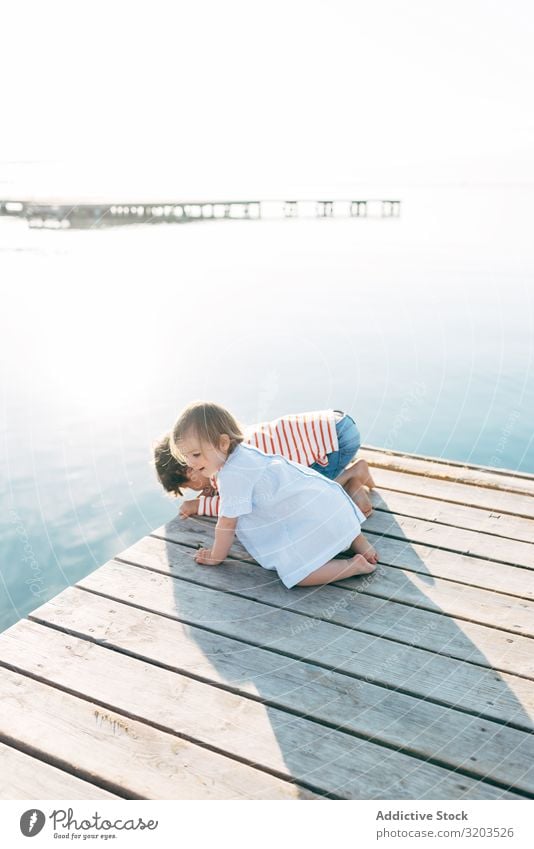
[1,186,533,631]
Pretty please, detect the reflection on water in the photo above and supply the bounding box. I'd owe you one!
[1,186,533,630]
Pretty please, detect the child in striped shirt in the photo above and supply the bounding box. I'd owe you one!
[154,408,375,517]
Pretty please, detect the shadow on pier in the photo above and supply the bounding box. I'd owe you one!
[155,494,533,800]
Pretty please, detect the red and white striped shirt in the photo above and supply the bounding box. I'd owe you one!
[197,410,339,517]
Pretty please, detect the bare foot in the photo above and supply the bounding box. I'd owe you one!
[351,534,379,564]
[348,553,377,575]
[351,486,373,517]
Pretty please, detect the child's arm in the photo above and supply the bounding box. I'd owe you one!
[197,494,220,518]
[195,515,237,565]
[179,480,221,520]
[179,495,221,519]
[179,498,200,518]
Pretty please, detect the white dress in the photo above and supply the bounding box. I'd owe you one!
[217,442,366,588]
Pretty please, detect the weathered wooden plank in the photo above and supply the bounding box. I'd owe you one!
[364,511,534,569]
[154,515,534,593]
[153,521,534,637]
[347,563,534,638]
[0,666,315,800]
[145,528,534,679]
[0,741,121,800]
[371,487,534,542]
[363,533,534,599]
[360,447,534,495]
[22,597,533,796]
[153,516,252,558]
[369,466,534,520]
[1,621,514,799]
[73,559,534,730]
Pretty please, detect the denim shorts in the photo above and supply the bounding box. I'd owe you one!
[309,412,361,480]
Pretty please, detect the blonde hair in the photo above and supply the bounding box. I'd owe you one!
[170,401,244,461]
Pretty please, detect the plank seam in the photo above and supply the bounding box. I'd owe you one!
[363,536,533,600]
[371,483,534,522]
[330,580,534,641]
[153,527,534,600]
[372,503,534,543]
[9,624,531,797]
[127,557,534,681]
[153,525,534,576]
[361,444,534,483]
[365,469,534,497]
[0,731,132,799]
[37,584,534,733]
[0,658,337,801]
[352,529,534,573]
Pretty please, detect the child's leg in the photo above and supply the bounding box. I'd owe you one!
[297,553,376,586]
[336,458,375,488]
[335,459,376,517]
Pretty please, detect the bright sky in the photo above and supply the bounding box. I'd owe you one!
[2,0,534,198]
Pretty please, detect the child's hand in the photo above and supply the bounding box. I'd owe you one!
[195,547,223,566]
[179,499,199,519]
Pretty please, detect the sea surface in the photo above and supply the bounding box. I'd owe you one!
[1,185,533,631]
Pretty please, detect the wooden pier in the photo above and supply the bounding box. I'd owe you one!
[0,446,533,800]
[0,198,401,229]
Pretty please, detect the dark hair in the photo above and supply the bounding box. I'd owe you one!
[153,433,189,496]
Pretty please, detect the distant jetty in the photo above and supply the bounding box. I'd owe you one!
[0,197,401,229]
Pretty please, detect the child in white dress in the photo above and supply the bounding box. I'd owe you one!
[170,401,378,589]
